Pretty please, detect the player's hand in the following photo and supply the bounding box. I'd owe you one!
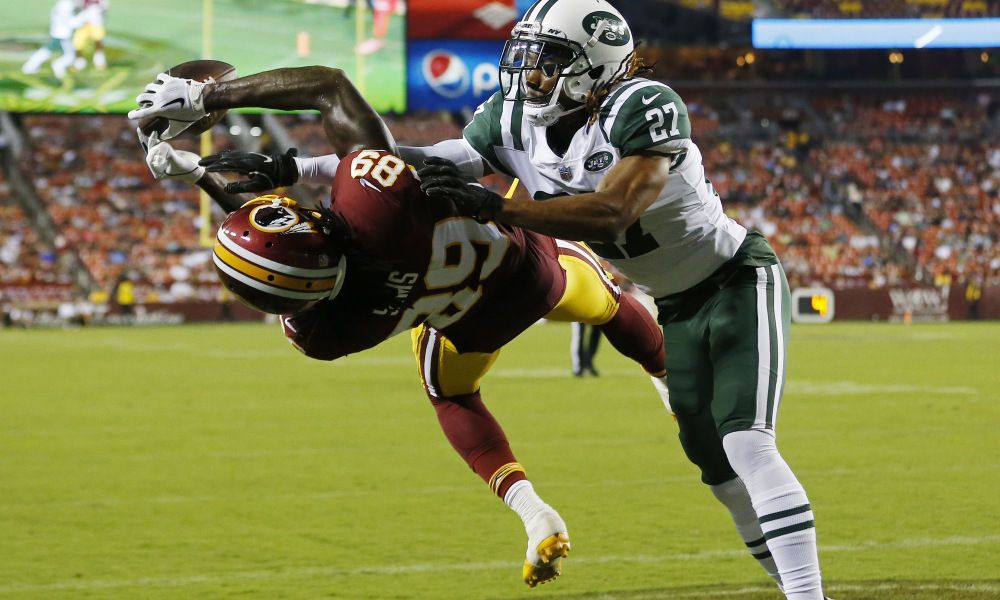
[128,73,208,139]
[417,157,505,223]
[139,130,205,184]
[199,148,299,194]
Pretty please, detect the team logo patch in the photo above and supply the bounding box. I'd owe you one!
[559,165,573,181]
[249,205,300,233]
[582,12,631,46]
[584,151,614,172]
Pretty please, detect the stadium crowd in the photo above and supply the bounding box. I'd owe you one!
[1,88,998,320]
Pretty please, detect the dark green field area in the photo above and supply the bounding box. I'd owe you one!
[0,0,404,113]
[2,321,998,599]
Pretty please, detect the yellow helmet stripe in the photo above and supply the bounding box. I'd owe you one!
[216,228,342,278]
[213,254,333,300]
[214,240,337,295]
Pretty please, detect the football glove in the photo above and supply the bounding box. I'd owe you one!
[199,148,299,194]
[139,129,205,184]
[128,73,208,140]
[417,157,505,223]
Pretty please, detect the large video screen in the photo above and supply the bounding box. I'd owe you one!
[0,0,405,114]
[754,18,1000,49]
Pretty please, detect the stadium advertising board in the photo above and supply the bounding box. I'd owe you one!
[0,0,406,114]
[407,0,518,40]
[407,39,502,112]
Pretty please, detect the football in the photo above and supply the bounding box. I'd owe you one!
[137,60,238,139]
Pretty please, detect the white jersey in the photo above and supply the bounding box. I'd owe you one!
[78,0,108,26]
[50,0,80,39]
[463,77,746,298]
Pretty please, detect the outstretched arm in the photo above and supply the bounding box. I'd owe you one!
[419,152,671,241]
[132,66,395,158]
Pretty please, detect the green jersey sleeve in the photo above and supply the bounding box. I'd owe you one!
[462,92,515,177]
[602,82,692,157]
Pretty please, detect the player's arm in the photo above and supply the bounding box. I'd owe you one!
[198,138,490,194]
[139,130,256,213]
[496,153,671,241]
[420,152,672,241]
[131,66,394,158]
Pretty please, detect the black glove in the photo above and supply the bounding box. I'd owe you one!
[417,157,505,223]
[199,148,299,194]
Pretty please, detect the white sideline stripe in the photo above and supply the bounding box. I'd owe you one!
[786,380,978,395]
[1,536,997,593]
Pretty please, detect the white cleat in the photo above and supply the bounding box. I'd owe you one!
[522,508,570,587]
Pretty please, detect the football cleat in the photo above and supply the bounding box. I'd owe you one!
[522,509,570,587]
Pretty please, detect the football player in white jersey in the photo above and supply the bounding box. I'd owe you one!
[21,0,82,80]
[151,1,831,596]
[417,1,832,598]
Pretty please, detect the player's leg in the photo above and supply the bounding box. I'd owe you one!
[411,325,569,587]
[663,302,785,590]
[22,37,62,75]
[71,25,90,70]
[544,240,666,400]
[585,323,602,375]
[91,24,106,69]
[570,321,587,376]
[711,264,825,600]
[51,38,76,79]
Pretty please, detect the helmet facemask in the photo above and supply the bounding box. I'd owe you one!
[500,34,589,127]
[500,0,635,127]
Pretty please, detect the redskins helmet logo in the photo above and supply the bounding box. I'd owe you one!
[249,204,300,233]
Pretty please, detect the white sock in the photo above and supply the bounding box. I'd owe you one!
[504,480,548,525]
[504,480,566,562]
[723,429,824,600]
[711,477,783,591]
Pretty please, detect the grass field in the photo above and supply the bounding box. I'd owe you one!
[1,320,998,599]
[0,0,405,113]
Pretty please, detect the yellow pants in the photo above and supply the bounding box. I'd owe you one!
[412,241,620,397]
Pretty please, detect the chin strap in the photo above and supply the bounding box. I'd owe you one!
[580,20,609,54]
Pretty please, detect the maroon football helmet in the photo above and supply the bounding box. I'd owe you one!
[213,196,346,315]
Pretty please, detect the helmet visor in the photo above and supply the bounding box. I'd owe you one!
[499,39,579,102]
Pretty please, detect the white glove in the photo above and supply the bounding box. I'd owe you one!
[140,130,205,184]
[128,73,208,140]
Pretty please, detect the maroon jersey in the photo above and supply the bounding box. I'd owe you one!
[283,150,566,359]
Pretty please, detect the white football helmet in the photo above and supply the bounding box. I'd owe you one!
[500,0,634,127]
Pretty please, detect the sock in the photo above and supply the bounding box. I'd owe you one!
[432,393,527,498]
[723,429,824,600]
[504,479,566,562]
[711,477,783,591]
[504,480,547,523]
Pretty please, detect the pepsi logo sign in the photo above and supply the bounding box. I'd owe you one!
[409,41,504,111]
[423,51,471,98]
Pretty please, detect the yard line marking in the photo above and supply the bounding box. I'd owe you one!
[785,380,977,395]
[3,463,997,510]
[0,536,997,593]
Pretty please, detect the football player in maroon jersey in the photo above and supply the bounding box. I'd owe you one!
[131,65,668,588]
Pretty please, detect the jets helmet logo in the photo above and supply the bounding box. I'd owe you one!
[582,12,630,46]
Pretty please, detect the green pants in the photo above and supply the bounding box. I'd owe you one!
[656,236,791,485]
